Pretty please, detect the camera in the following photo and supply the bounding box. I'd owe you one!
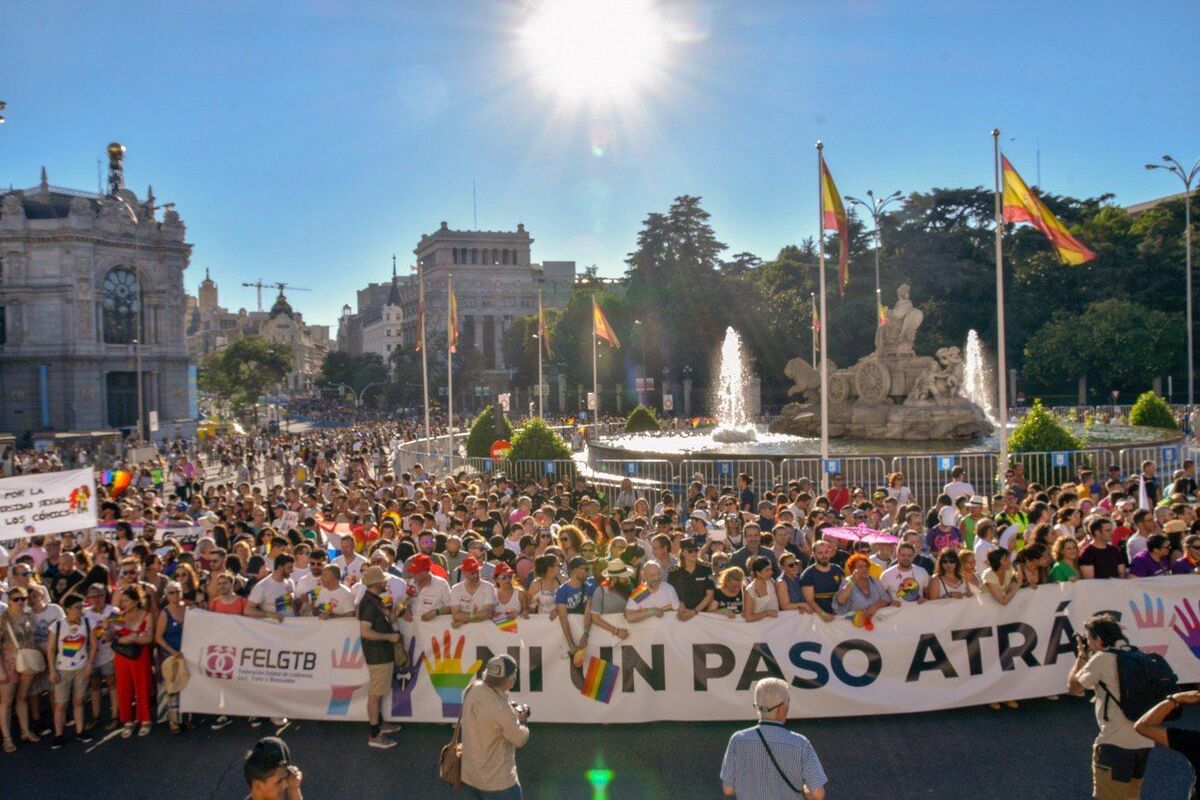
[511,702,531,720]
[1073,633,1089,656]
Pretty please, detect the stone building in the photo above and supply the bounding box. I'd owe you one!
[399,222,575,373]
[0,144,194,439]
[359,265,405,363]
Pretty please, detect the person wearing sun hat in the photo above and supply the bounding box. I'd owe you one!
[358,565,401,750]
[585,560,633,640]
[461,654,530,798]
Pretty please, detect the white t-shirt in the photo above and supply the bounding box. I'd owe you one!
[1126,533,1149,560]
[311,584,356,617]
[352,575,409,613]
[53,618,91,670]
[294,571,322,604]
[973,538,997,574]
[625,582,679,612]
[414,575,452,617]
[942,480,975,503]
[248,575,297,617]
[449,580,498,616]
[333,552,368,582]
[85,604,120,665]
[879,564,930,603]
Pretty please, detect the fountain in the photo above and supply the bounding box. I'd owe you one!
[962,329,997,423]
[711,327,758,443]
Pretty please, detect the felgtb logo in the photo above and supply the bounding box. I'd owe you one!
[204,645,237,680]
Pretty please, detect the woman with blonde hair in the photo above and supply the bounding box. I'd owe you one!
[707,567,746,618]
[0,588,40,751]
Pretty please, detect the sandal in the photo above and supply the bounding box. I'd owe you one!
[120,723,135,739]
[2,738,14,754]
[20,732,39,744]
[138,722,152,737]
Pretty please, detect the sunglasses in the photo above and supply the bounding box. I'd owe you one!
[13,570,31,578]
[10,597,28,603]
[782,561,799,568]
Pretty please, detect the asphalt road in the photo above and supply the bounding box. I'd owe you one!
[9,697,1197,799]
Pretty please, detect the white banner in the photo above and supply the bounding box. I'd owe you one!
[180,611,369,721]
[91,522,205,548]
[180,577,1200,723]
[0,468,98,540]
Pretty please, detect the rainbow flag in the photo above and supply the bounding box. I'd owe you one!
[494,615,519,634]
[581,656,620,704]
[109,470,132,497]
[629,583,651,604]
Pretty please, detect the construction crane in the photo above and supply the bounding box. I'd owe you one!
[241,279,311,312]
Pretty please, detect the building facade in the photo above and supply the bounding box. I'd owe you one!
[399,222,575,373]
[359,268,404,363]
[0,144,193,439]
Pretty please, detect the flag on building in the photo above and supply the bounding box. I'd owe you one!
[538,293,551,359]
[820,156,850,295]
[592,298,620,348]
[448,278,459,354]
[1001,155,1097,265]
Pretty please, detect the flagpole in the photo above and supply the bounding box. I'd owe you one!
[592,301,598,419]
[537,290,545,418]
[992,129,1010,476]
[447,273,455,461]
[811,292,817,367]
[817,142,830,494]
[418,261,431,444]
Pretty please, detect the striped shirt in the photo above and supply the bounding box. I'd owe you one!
[720,721,827,799]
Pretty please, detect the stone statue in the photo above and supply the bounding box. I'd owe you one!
[1,193,25,222]
[874,284,924,356]
[906,347,963,404]
[784,356,837,401]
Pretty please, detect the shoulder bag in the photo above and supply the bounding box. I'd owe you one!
[438,684,471,787]
[755,727,803,795]
[7,619,46,675]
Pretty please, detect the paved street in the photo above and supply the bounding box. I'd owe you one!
[12,697,1196,799]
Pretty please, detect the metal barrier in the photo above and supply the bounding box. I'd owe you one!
[681,458,777,494]
[593,459,679,487]
[778,457,888,497]
[1118,445,1186,478]
[506,459,579,486]
[1006,449,1115,492]
[890,453,999,509]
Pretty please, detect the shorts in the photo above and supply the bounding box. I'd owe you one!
[53,667,90,704]
[367,662,393,697]
[1092,743,1150,800]
[94,659,115,677]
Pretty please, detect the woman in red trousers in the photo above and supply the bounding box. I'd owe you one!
[109,586,155,738]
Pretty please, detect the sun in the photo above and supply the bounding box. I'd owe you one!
[520,0,667,103]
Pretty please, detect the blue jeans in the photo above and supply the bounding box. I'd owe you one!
[466,783,523,800]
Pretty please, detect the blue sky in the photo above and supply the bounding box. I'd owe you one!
[3,0,1197,325]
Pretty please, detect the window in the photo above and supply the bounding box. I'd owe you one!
[102,268,141,344]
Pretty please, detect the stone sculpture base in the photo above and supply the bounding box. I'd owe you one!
[769,396,993,441]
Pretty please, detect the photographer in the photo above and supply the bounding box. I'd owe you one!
[1067,614,1154,799]
[462,654,530,799]
[1135,690,1200,799]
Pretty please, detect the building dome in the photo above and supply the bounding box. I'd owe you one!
[269,291,295,319]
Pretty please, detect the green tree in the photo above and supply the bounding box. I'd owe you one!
[198,335,292,423]
[465,404,513,458]
[507,417,572,461]
[320,351,389,406]
[625,405,661,433]
[1009,399,1082,452]
[387,330,486,410]
[1129,391,1177,429]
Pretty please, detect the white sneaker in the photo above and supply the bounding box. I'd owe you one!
[211,715,232,731]
[368,734,397,749]
[380,723,402,734]
[270,717,289,727]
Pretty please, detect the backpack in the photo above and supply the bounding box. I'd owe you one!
[1098,645,1180,723]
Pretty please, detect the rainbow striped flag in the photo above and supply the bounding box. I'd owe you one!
[629,583,651,604]
[581,656,620,704]
[494,615,519,634]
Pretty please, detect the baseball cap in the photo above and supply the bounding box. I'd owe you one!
[567,556,589,571]
[461,556,482,574]
[492,562,513,577]
[362,566,387,586]
[680,538,700,551]
[408,554,432,574]
[486,654,518,679]
[939,507,957,526]
[244,736,291,776]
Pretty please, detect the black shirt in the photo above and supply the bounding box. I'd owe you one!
[712,587,744,614]
[1168,727,1200,800]
[668,563,714,610]
[50,569,86,603]
[357,592,394,666]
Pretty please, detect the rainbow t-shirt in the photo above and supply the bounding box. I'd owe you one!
[55,622,89,670]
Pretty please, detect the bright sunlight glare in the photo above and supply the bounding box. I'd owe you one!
[521,0,666,102]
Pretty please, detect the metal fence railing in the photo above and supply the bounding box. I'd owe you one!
[680,458,777,495]
[777,457,888,496]
[889,453,999,509]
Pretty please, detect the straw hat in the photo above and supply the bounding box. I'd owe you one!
[161,654,190,694]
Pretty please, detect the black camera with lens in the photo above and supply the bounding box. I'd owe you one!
[511,702,531,720]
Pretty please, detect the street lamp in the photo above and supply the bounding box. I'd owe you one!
[111,195,147,443]
[0,100,7,125]
[1146,155,1200,407]
[844,189,903,305]
[633,319,647,405]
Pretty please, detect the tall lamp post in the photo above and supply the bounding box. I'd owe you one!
[111,195,146,443]
[633,319,647,405]
[1146,155,1200,407]
[844,189,903,308]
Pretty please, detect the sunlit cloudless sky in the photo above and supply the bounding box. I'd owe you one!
[3,0,1197,325]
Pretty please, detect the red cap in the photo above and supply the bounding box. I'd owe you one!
[461,556,482,574]
[492,562,513,577]
[409,554,432,575]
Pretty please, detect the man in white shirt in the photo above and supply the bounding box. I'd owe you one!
[942,466,975,504]
[449,557,497,626]
[333,534,368,584]
[312,565,356,619]
[623,562,678,623]
[879,544,929,604]
[1126,509,1156,561]
[245,554,297,621]
[293,550,328,608]
[409,554,451,621]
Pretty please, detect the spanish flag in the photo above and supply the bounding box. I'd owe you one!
[448,276,459,354]
[414,296,425,352]
[820,156,850,296]
[538,292,551,359]
[1001,155,1096,265]
[811,298,821,350]
[593,298,620,348]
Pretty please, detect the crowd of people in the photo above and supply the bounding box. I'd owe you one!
[1,419,1199,758]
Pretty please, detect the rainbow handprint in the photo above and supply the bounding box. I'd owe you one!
[327,636,366,716]
[426,630,482,718]
[389,637,425,718]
